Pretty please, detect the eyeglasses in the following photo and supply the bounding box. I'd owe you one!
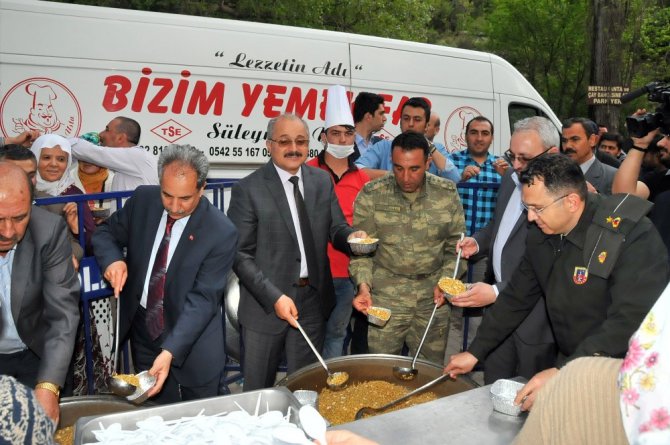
[504,146,552,164]
[522,194,568,215]
[268,138,309,148]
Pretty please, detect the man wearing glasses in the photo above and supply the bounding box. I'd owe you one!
[451,116,559,384]
[446,153,668,411]
[227,113,366,391]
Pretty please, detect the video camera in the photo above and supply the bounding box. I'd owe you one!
[621,81,670,138]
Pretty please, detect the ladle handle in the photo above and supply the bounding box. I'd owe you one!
[411,302,439,368]
[452,232,465,280]
[113,297,121,373]
[381,374,451,411]
[292,317,330,374]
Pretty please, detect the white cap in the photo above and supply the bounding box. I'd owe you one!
[324,85,354,130]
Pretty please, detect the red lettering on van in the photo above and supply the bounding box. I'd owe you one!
[102,75,131,112]
[286,87,317,120]
[241,83,263,117]
[263,84,287,118]
[101,68,225,116]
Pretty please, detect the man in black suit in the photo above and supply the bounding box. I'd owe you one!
[0,162,80,421]
[227,113,366,391]
[93,145,238,404]
[452,116,559,383]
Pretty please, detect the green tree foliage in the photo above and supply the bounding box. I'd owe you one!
[485,0,591,118]
[638,6,670,79]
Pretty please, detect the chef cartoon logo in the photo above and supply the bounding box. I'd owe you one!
[573,266,589,285]
[0,77,82,138]
[445,106,482,153]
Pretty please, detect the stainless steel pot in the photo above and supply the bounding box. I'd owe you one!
[223,271,241,361]
[58,395,140,429]
[276,354,478,398]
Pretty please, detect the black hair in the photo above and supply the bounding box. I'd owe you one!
[599,132,624,150]
[0,145,37,162]
[562,117,597,138]
[116,116,141,145]
[402,97,430,123]
[519,153,588,200]
[391,131,430,160]
[465,116,494,135]
[353,92,385,123]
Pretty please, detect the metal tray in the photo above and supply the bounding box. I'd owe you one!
[74,387,302,444]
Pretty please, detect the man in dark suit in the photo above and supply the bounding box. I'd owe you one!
[93,145,238,404]
[562,117,617,194]
[0,162,80,421]
[227,113,366,391]
[452,117,559,383]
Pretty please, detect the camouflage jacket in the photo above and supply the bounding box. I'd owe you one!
[349,173,466,288]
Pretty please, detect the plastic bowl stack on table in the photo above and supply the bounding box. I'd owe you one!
[490,379,525,416]
[348,237,379,255]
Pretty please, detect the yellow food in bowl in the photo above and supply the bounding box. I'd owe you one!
[113,373,140,387]
[438,277,466,295]
[367,307,391,321]
[54,425,74,445]
[350,237,378,244]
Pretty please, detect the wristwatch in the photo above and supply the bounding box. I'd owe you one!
[35,381,60,397]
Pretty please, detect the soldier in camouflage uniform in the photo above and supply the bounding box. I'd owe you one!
[350,131,466,364]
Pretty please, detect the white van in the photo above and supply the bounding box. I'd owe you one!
[0,0,559,178]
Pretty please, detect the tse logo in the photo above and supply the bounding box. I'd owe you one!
[151,119,191,143]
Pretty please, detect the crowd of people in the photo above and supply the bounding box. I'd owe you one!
[1,84,669,445]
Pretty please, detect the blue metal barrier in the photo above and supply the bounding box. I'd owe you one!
[34,181,234,394]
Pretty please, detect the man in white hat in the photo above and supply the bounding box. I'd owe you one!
[307,85,370,358]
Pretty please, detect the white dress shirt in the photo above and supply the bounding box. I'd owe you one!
[273,164,309,278]
[140,212,190,308]
[492,172,524,286]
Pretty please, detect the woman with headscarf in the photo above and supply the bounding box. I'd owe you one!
[30,134,96,260]
[72,132,116,221]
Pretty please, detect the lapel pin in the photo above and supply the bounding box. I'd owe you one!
[189,234,194,241]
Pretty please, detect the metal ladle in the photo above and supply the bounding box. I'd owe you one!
[355,373,451,420]
[291,316,349,390]
[393,232,465,381]
[107,298,136,397]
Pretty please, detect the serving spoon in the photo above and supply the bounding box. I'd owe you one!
[291,316,349,390]
[107,298,136,397]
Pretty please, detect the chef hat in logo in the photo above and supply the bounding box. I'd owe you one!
[324,85,354,130]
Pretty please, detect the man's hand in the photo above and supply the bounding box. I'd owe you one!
[457,236,479,259]
[34,388,59,423]
[274,295,299,328]
[450,282,496,308]
[433,285,447,308]
[72,255,79,271]
[493,158,510,176]
[352,284,372,314]
[104,261,128,298]
[514,367,558,411]
[444,352,478,378]
[461,165,481,181]
[63,202,79,234]
[147,349,173,398]
[347,230,369,241]
[6,130,40,147]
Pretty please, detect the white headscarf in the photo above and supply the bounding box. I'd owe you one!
[31,134,76,196]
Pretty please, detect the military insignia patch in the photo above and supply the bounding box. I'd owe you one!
[573,266,588,285]
[605,216,621,228]
[598,251,607,264]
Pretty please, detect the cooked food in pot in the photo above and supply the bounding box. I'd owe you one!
[54,425,74,445]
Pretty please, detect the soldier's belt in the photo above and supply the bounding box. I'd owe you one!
[389,269,439,280]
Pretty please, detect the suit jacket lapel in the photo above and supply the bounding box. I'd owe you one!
[263,162,299,245]
[301,164,318,223]
[10,230,33,320]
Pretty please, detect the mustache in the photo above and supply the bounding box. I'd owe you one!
[563,148,576,155]
[0,234,18,243]
[284,151,304,158]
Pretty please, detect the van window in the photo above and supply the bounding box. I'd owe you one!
[508,103,547,132]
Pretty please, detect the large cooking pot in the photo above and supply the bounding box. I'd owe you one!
[276,354,478,398]
[58,395,141,430]
[223,271,241,361]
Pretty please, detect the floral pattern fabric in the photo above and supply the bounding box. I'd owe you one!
[619,282,670,444]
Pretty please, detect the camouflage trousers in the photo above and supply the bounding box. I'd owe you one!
[368,267,450,365]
